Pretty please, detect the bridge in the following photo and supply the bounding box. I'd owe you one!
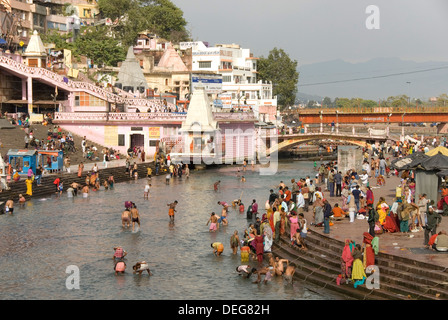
[267,129,391,154]
[295,106,448,125]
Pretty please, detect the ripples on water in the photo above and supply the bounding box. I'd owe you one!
[0,161,344,300]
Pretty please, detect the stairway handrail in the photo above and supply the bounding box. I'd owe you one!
[0,54,177,110]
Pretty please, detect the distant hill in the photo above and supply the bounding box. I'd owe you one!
[295,92,324,104]
[297,57,448,101]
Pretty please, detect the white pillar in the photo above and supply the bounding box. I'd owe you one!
[27,76,33,114]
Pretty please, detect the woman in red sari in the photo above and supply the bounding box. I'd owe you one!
[362,232,375,269]
[383,215,399,233]
[254,234,264,263]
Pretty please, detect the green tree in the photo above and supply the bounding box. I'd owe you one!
[360,99,377,108]
[97,0,190,46]
[385,95,409,108]
[257,47,299,110]
[322,97,332,108]
[334,97,351,109]
[75,26,126,67]
[41,30,77,52]
[437,94,448,107]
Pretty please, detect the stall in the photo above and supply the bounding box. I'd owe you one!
[37,150,64,173]
[7,149,38,176]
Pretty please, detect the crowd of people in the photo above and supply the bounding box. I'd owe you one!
[3,124,448,292]
[204,138,448,288]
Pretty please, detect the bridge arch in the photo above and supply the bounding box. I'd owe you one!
[266,133,388,155]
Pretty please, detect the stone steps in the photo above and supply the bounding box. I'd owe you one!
[302,232,448,299]
[0,123,114,171]
[272,240,392,300]
[0,161,157,202]
[271,229,448,300]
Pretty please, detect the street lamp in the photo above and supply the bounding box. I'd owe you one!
[336,110,339,134]
[402,112,406,138]
[387,113,392,138]
[406,81,411,108]
[319,110,323,133]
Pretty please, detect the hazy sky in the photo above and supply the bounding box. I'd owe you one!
[172,0,448,66]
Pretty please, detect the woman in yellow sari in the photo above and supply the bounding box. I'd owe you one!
[25,176,34,196]
[376,197,388,225]
[351,244,366,288]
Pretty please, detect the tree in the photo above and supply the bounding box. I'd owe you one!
[360,99,377,108]
[257,47,299,110]
[334,98,351,109]
[97,0,190,46]
[75,26,126,67]
[437,94,448,107]
[322,97,332,108]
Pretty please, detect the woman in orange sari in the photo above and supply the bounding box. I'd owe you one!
[279,207,287,236]
[77,162,84,178]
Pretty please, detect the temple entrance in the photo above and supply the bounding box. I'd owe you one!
[130,133,144,149]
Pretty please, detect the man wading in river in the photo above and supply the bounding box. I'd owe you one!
[168,200,178,222]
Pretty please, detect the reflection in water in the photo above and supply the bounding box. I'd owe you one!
[0,161,344,300]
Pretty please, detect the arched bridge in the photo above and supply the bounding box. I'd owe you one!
[267,130,391,155]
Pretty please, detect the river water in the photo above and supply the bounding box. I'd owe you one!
[0,160,345,300]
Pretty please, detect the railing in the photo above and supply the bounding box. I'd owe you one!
[0,53,177,110]
[54,112,187,122]
[274,126,389,139]
[53,111,260,123]
[295,105,448,114]
[213,111,257,121]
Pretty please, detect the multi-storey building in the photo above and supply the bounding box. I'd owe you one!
[0,0,99,50]
[183,41,278,124]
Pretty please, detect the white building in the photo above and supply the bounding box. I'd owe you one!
[182,41,278,124]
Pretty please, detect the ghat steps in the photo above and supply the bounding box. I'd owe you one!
[271,229,448,300]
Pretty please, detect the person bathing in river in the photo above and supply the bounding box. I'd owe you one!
[122,208,131,228]
[133,261,152,275]
[130,204,140,231]
[206,212,219,232]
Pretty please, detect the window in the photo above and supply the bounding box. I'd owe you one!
[149,140,157,147]
[222,76,231,82]
[118,134,125,146]
[198,61,212,68]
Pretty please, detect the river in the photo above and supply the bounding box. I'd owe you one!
[0,160,346,300]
